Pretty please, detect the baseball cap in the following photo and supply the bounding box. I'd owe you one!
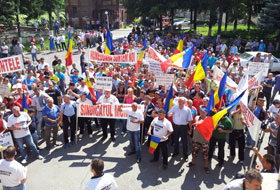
[81,92,87,96]
[200,106,207,113]
[69,82,75,86]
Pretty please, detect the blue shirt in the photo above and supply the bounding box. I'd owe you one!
[208,57,217,68]
[254,108,261,118]
[42,105,61,126]
[274,75,280,90]
[70,75,82,83]
[61,101,76,117]
[23,77,36,90]
[259,43,266,52]
[263,78,275,94]
[55,72,65,88]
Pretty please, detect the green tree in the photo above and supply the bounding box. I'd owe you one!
[42,0,63,29]
[0,0,16,26]
[20,0,43,23]
[258,0,280,35]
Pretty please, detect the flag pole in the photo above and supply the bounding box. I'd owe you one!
[75,105,79,144]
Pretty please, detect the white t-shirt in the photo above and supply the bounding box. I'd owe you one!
[85,173,117,190]
[168,105,193,125]
[0,159,26,187]
[97,95,119,104]
[60,36,65,43]
[7,112,31,138]
[1,45,8,54]
[30,45,37,54]
[38,63,47,70]
[223,178,244,190]
[54,37,60,44]
[220,44,227,53]
[122,108,144,131]
[151,117,173,142]
[268,105,279,119]
[76,98,93,105]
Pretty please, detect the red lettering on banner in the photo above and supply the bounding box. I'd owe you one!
[0,60,6,73]
[89,50,136,63]
[15,57,20,70]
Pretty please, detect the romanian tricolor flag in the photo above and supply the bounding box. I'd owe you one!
[173,32,184,55]
[148,135,161,154]
[22,92,28,113]
[206,89,214,116]
[85,72,97,103]
[104,28,114,55]
[164,84,174,113]
[193,53,208,82]
[135,38,146,71]
[214,71,228,107]
[196,91,245,141]
[160,46,194,72]
[65,33,73,67]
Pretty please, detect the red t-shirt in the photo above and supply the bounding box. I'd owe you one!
[193,98,203,114]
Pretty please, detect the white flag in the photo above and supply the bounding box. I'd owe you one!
[248,71,262,91]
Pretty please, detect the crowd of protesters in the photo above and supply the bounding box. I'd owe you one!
[0,26,279,189]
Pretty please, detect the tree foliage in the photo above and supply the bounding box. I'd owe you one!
[0,0,16,26]
[258,0,280,32]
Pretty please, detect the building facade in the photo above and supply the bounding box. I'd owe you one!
[65,0,127,29]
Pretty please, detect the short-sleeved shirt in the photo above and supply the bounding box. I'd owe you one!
[85,173,117,190]
[55,72,65,88]
[231,113,244,130]
[151,117,173,142]
[45,88,61,106]
[61,101,76,117]
[0,159,26,187]
[268,105,279,119]
[263,78,275,94]
[212,117,233,139]
[168,105,193,125]
[55,64,66,73]
[7,112,31,138]
[70,75,83,84]
[269,122,279,147]
[223,178,244,190]
[122,108,144,131]
[42,105,61,126]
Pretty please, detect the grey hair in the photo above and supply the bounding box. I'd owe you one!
[245,169,263,183]
[12,106,20,113]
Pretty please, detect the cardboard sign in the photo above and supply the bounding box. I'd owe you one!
[94,77,112,90]
[240,101,261,141]
[156,74,174,87]
[248,62,269,77]
[0,132,14,150]
[77,104,144,119]
[149,61,163,74]
[0,84,11,95]
[248,71,262,91]
[89,50,137,64]
[0,55,24,74]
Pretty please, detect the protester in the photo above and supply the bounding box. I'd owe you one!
[0,146,28,190]
[85,158,117,190]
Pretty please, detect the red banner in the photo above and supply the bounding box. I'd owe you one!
[89,50,137,64]
[0,55,24,74]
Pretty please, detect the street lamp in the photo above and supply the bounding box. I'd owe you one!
[105,11,109,29]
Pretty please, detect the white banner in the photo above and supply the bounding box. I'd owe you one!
[94,77,112,90]
[149,61,163,74]
[248,62,269,77]
[248,71,262,91]
[240,101,261,141]
[212,65,237,91]
[148,47,166,63]
[0,55,24,74]
[89,50,137,64]
[77,104,144,119]
[156,74,174,87]
[0,132,14,150]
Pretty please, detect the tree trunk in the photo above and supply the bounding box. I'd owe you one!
[247,1,252,31]
[159,15,162,31]
[48,11,53,30]
[224,11,228,32]
[217,8,223,34]
[190,8,193,31]
[171,8,174,32]
[208,9,214,37]
[15,0,21,38]
[233,18,237,32]
[194,8,197,33]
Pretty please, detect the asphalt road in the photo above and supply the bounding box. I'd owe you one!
[12,28,271,190]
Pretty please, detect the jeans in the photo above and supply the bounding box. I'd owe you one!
[61,42,67,51]
[36,111,43,138]
[208,137,226,164]
[31,53,38,62]
[229,130,245,161]
[121,119,127,133]
[31,131,39,145]
[15,134,40,159]
[246,130,255,147]
[62,115,76,143]
[3,184,25,190]
[128,130,141,159]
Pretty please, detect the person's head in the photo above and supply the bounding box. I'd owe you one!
[178,97,185,109]
[144,95,151,104]
[81,92,87,100]
[56,67,61,73]
[12,106,21,117]
[187,99,193,108]
[195,92,203,100]
[105,90,111,98]
[275,113,280,124]
[69,82,75,90]
[200,106,207,119]
[90,158,104,176]
[34,87,41,96]
[203,97,209,107]
[74,69,79,76]
[262,154,275,171]
[140,90,145,98]
[28,108,35,117]
[244,169,263,190]
[257,98,265,108]
[131,102,138,112]
[158,109,166,120]
[127,88,134,96]
[47,97,54,108]
[268,73,273,80]
[48,82,54,90]
[63,95,71,104]
[4,146,16,160]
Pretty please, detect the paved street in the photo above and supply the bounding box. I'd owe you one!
[19,28,270,190]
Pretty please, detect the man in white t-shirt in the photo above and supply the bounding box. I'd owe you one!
[220,41,227,53]
[118,103,144,163]
[30,42,38,63]
[0,146,27,190]
[148,109,173,169]
[85,158,117,190]
[7,106,43,164]
[60,34,66,51]
[1,42,9,57]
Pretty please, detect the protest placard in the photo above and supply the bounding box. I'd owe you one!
[149,61,163,74]
[212,65,237,91]
[156,74,174,87]
[0,84,11,95]
[248,62,269,77]
[77,104,144,119]
[89,50,137,64]
[0,132,14,150]
[94,77,112,90]
[0,55,24,74]
[148,47,166,63]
